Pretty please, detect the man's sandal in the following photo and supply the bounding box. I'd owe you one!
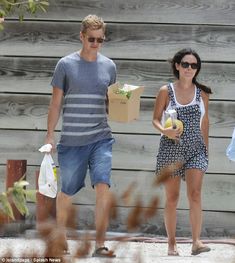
[92,246,116,258]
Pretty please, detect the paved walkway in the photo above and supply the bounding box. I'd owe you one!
[0,236,235,263]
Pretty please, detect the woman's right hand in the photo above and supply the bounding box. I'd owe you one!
[163,126,182,140]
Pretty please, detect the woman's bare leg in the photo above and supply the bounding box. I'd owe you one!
[164,176,181,255]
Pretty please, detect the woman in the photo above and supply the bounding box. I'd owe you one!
[152,48,212,256]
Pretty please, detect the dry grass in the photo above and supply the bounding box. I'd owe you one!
[74,233,92,258]
[154,161,183,186]
[0,162,198,260]
[127,198,144,231]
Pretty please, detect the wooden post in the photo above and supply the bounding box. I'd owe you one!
[35,170,56,225]
[6,159,27,222]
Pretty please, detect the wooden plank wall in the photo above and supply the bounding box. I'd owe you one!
[0,0,235,233]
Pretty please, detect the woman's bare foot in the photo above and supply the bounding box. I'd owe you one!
[168,244,179,256]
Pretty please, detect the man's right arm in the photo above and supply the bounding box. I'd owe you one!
[46,87,64,148]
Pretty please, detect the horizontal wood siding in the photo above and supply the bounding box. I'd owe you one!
[0,166,235,212]
[0,130,233,174]
[1,58,235,100]
[1,22,235,61]
[0,0,234,229]
[9,0,235,25]
[0,95,235,137]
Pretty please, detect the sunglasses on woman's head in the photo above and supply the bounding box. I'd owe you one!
[180,61,199,70]
[87,37,105,43]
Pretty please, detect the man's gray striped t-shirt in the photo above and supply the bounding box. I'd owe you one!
[51,52,116,146]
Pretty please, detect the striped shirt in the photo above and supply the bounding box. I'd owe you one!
[51,52,116,146]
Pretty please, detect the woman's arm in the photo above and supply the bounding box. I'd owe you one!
[201,91,210,149]
[152,85,168,132]
[152,85,181,139]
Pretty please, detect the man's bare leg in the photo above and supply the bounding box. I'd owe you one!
[95,183,110,248]
[93,183,116,257]
[56,191,72,251]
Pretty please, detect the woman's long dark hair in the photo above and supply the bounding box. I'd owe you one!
[170,48,212,94]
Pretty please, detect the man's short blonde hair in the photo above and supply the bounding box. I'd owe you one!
[81,14,106,33]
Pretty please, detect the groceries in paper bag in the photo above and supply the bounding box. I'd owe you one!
[108,82,144,122]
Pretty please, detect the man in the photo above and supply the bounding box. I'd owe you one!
[45,14,117,257]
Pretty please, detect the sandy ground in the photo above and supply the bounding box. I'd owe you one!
[0,238,235,263]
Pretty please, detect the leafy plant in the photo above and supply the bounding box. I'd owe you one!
[0,0,49,30]
[115,88,132,99]
[0,176,36,220]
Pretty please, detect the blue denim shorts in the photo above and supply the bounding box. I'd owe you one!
[57,138,115,196]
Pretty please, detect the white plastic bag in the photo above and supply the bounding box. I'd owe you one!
[38,144,57,198]
[226,128,235,162]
